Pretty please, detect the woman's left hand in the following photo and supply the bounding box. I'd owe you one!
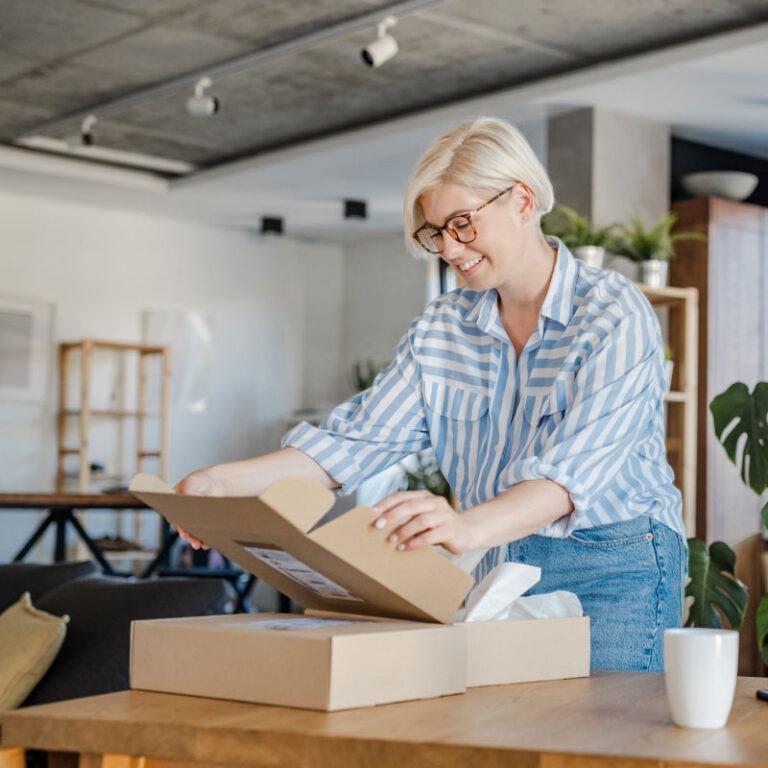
[372,490,477,554]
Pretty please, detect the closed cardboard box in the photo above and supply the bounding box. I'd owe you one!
[131,613,466,711]
[463,616,590,687]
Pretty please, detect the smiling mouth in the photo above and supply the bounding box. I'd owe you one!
[458,256,483,272]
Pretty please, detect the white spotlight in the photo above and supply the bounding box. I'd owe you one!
[65,114,97,148]
[186,76,220,117]
[361,16,398,68]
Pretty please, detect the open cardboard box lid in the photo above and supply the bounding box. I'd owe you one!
[130,473,473,623]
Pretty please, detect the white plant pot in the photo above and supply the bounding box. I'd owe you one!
[640,259,669,288]
[665,360,674,392]
[573,245,606,269]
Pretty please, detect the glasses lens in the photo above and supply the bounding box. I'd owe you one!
[416,227,443,253]
[448,215,476,244]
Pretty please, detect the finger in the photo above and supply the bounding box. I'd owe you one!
[373,490,432,515]
[398,525,452,551]
[175,525,209,550]
[388,511,445,546]
[372,491,434,529]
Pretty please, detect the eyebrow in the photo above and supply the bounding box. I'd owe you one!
[423,207,472,229]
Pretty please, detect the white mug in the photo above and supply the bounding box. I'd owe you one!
[664,628,739,729]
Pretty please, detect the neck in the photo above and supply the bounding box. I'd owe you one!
[496,232,557,314]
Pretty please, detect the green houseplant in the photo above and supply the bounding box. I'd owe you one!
[709,381,768,666]
[348,359,382,393]
[613,212,704,288]
[543,205,619,268]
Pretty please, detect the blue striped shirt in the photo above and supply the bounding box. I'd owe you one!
[283,241,685,550]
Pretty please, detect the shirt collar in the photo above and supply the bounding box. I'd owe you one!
[540,237,577,328]
[464,237,578,334]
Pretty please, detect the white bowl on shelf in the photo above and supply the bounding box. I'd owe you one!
[681,171,758,201]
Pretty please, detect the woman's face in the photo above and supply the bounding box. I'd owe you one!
[418,182,526,290]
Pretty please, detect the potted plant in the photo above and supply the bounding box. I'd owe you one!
[708,381,768,667]
[348,359,383,393]
[401,450,452,502]
[664,344,675,393]
[542,205,619,268]
[613,212,704,288]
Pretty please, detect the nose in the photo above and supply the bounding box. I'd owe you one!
[440,233,465,261]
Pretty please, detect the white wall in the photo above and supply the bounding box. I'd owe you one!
[341,234,430,390]
[0,188,346,562]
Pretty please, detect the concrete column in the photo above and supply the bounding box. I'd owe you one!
[547,107,670,229]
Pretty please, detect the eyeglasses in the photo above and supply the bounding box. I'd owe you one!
[412,185,515,254]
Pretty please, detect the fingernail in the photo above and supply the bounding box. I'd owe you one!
[388,533,397,544]
[397,543,406,551]
[374,517,387,529]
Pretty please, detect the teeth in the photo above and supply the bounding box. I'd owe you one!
[459,257,482,272]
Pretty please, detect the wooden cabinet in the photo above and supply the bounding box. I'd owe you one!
[671,197,768,543]
[55,340,171,494]
[639,285,699,537]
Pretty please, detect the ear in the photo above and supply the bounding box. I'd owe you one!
[511,183,536,219]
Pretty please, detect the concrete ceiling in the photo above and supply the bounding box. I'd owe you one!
[1,0,768,240]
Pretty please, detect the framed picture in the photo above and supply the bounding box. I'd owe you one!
[0,296,54,402]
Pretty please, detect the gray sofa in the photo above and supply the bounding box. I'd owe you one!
[0,560,234,706]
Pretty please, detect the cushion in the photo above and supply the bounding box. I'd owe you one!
[0,592,69,711]
[0,561,96,612]
[25,575,234,705]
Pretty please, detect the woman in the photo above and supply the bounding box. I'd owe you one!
[177,117,686,672]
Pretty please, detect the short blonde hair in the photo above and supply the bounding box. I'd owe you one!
[403,117,555,258]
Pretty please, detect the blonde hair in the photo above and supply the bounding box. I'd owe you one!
[403,117,555,258]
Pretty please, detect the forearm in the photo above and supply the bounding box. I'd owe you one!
[178,447,339,496]
[375,477,574,554]
[461,479,574,550]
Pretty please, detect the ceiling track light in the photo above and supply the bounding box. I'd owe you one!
[362,15,398,68]
[261,216,284,235]
[65,114,97,148]
[344,199,367,219]
[186,76,220,117]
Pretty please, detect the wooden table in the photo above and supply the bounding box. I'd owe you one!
[2,672,768,768]
[1,492,157,576]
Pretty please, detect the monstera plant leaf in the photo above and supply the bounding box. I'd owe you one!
[760,504,768,666]
[685,538,748,630]
[757,596,768,666]
[710,381,768,495]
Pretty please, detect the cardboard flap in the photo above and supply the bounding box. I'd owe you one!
[129,473,335,535]
[306,505,473,623]
[130,473,472,624]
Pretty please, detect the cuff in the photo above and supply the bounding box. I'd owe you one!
[281,421,363,494]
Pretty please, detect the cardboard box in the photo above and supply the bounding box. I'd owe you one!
[130,612,466,711]
[129,474,473,624]
[464,616,590,687]
[128,474,590,710]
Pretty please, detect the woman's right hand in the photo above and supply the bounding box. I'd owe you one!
[174,467,228,498]
[172,467,227,550]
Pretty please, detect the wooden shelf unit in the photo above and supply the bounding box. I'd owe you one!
[638,284,699,537]
[55,339,171,494]
[670,196,768,545]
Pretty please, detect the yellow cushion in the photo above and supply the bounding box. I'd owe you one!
[0,592,68,711]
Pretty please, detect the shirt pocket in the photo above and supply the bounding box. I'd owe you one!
[423,379,490,421]
[522,376,572,428]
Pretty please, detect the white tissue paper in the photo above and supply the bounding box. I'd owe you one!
[452,561,583,622]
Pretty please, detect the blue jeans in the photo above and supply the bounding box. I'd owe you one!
[505,515,686,672]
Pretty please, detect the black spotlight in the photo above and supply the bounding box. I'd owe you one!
[261,216,284,235]
[344,199,367,220]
